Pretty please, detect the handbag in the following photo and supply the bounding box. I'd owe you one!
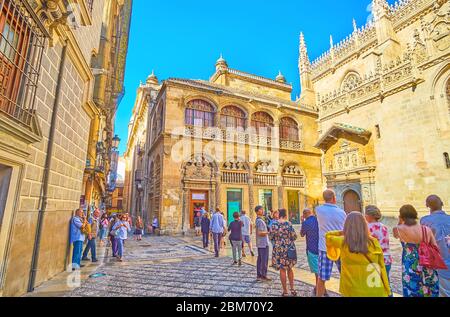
[418,225,448,270]
[287,242,297,261]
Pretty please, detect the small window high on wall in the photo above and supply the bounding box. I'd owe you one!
[444,152,450,169]
[0,164,13,230]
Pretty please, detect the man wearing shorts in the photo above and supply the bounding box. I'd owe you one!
[240,210,255,257]
[315,189,346,297]
[300,208,319,295]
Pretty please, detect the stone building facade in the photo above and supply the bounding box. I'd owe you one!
[0,0,130,296]
[125,58,324,234]
[299,0,450,215]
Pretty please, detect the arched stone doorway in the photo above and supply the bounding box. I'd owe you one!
[343,190,362,213]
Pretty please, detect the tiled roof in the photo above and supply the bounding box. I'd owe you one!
[315,122,372,150]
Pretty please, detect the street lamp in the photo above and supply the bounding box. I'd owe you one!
[112,134,121,149]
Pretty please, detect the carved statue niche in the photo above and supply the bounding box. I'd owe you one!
[222,158,246,171]
[183,156,215,180]
[411,29,428,65]
[255,160,276,173]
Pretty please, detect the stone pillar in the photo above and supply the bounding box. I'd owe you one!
[181,187,188,233]
[277,175,283,209]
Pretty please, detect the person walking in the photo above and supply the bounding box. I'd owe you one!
[152,216,159,235]
[109,215,119,257]
[394,204,439,297]
[201,212,211,248]
[99,213,109,247]
[365,205,393,283]
[112,214,131,262]
[315,189,346,297]
[70,209,86,270]
[326,212,391,297]
[210,209,226,257]
[255,205,271,282]
[270,209,298,296]
[421,195,450,297]
[228,212,244,265]
[194,211,202,236]
[82,209,100,263]
[240,210,254,257]
[134,216,144,241]
[300,208,320,295]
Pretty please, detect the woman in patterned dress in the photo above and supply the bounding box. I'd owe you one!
[393,205,439,297]
[269,209,298,296]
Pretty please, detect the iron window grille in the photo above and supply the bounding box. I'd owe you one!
[0,0,45,127]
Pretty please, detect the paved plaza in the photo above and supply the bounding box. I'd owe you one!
[28,232,404,297]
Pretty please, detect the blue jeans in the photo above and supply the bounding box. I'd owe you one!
[212,233,222,257]
[117,238,124,258]
[82,238,97,260]
[257,246,269,278]
[72,241,83,268]
[202,232,209,248]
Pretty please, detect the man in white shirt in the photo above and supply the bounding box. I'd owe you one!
[240,210,255,257]
[315,189,346,297]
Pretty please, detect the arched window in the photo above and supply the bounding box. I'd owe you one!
[185,99,215,127]
[220,106,246,129]
[251,111,274,135]
[280,117,299,141]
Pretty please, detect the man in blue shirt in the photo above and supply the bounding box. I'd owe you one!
[210,208,226,257]
[300,208,319,293]
[315,189,346,297]
[421,195,450,297]
[70,208,86,270]
[255,205,271,282]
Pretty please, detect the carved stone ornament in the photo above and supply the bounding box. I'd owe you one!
[255,160,276,173]
[183,156,214,180]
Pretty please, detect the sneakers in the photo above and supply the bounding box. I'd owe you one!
[92,259,98,263]
[238,260,242,266]
[81,257,89,261]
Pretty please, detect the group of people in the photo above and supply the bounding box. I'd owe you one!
[70,209,160,268]
[200,189,449,298]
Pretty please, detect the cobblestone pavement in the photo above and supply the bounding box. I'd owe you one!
[66,236,339,297]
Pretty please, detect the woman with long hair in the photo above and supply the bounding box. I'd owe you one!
[393,205,439,297]
[134,216,144,241]
[326,212,391,297]
[269,209,298,296]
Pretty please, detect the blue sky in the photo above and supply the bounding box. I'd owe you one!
[115,0,396,154]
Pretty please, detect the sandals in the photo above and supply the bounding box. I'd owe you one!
[282,292,289,297]
[290,289,298,296]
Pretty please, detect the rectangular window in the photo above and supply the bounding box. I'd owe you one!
[0,0,45,127]
[0,164,12,231]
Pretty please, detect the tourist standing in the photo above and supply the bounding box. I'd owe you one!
[268,210,279,247]
[201,212,211,248]
[194,211,202,236]
[394,204,439,297]
[109,215,119,257]
[300,208,319,294]
[70,209,86,270]
[326,212,391,297]
[240,210,254,257]
[112,214,131,262]
[134,216,144,241]
[315,189,346,297]
[270,209,297,296]
[228,212,244,265]
[82,209,100,263]
[152,216,159,235]
[255,205,271,282]
[99,213,109,247]
[365,205,393,282]
[210,209,226,257]
[421,195,450,297]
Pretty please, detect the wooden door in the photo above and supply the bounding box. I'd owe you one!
[190,191,208,229]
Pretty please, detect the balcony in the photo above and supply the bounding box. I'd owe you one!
[182,126,303,152]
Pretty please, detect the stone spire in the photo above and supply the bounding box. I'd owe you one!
[215,53,228,72]
[371,0,401,63]
[146,70,158,85]
[275,71,286,83]
[298,32,315,106]
[329,35,335,61]
[353,18,358,33]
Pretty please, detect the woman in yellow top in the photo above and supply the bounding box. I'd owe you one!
[325,212,391,297]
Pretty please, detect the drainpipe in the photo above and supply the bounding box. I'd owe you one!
[28,41,68,293]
